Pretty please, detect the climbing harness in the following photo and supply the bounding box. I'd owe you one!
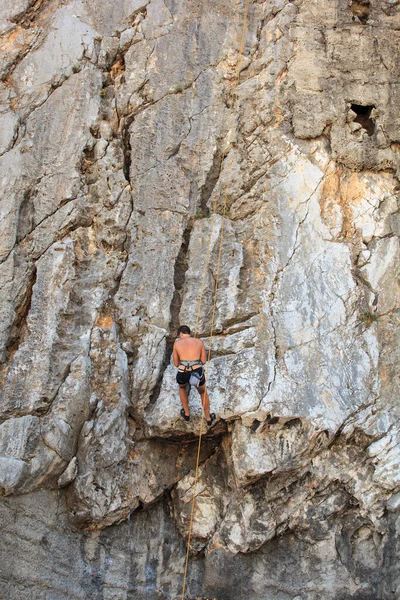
[178,360,204,386]
[178,359,203,370]
[177,360,205,387]
[180,2,251,598]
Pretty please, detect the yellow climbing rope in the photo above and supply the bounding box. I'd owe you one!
[181,2,251,598]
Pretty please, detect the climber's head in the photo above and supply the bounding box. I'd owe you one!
[177,325,191,338]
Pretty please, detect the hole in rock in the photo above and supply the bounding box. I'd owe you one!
[110,54,125,82]
[350,0,370,24]
[267,416,279,425]
[250,419,261,432]
[17,189,36,242]
[283,418,303,430]
[351,104,375,136]
[315,430,330,447]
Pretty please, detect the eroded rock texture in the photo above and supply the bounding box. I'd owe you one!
[0,0,399,598]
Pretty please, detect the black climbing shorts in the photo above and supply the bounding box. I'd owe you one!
[176,367,206,387]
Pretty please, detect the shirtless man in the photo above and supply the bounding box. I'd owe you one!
[173,325,216,426]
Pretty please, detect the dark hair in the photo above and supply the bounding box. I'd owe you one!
[177,325,191,336]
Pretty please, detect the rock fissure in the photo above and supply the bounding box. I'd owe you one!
[0,265,37,376]
[9,0,52,29]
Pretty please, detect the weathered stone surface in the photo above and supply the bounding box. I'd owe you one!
[0,0,399,597]
[58,456,78,487]
[1,241,77,419]
[0,488,399,600]
[0,355,91,494]
[67,320,134,527]
[171,446,229,553]
[231,416,323,485]
[10,2,97,113]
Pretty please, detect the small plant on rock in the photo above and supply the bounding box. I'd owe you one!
[194,208,208,219]
[360,311,378,327]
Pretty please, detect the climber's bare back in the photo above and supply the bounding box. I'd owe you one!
[173,336,206,365]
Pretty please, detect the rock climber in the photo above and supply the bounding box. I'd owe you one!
[173,325,216,426]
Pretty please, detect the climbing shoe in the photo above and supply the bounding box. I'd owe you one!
[180,408,190,422]
[206,413,216,427]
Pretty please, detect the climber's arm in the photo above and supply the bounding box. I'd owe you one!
[173,342,180,367]
[200,340,207,365]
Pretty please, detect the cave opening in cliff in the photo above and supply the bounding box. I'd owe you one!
[350,0,370,24]
[351,104,375,135]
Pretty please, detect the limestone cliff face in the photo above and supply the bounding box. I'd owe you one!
[0,0,399,598]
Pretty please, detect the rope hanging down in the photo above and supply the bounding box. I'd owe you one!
[181,2,251,598]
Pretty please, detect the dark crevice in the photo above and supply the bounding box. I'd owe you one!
[17,189,37,242]
[0,265,37,378]
[378,510,400,597]
[351,104,375,136]
[267,415,279,425]
[170,223,192,336]
[199,146,224,216]
[147,422,227,444]
[250,419,261,432]
[148,222,193,406]
[9,0,51,29]
[121,115,135,183]
[283,417,303,430]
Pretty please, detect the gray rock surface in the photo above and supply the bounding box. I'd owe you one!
[0,488,399,600]
[0,0,399,598]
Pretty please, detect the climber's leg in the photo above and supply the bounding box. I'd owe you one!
[197,384,211,422]
[179,384,190,418]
